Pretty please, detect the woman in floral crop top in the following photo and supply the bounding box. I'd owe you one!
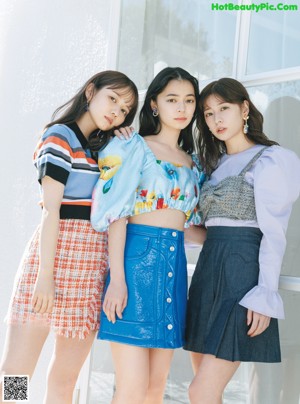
[91,67,206,404]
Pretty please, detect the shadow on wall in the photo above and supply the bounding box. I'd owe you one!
[264,95,300,151]
[249,96,300,404]
[264,95,300,277]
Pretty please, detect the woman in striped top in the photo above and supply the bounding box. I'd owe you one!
[0,71,138,404]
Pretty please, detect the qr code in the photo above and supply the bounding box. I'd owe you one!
[2,376,29,402]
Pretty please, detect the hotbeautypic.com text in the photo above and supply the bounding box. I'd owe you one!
[211,3,298,11]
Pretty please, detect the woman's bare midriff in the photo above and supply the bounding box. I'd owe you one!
[128,209,186,231]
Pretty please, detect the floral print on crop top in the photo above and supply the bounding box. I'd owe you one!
[91,132,205,231]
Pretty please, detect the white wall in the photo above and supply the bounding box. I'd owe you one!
[0,1,111,402]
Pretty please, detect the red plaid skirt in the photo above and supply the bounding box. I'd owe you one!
[6,219,108,339]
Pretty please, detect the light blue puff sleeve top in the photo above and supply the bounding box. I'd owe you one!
[91,132,205,232]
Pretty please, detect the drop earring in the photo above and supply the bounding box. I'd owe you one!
[243,115,249,134]
[85,101,89,112]
[152,108,159,117]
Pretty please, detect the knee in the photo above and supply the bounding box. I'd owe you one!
[47,368,78,396]
[189,380,222,404]
[189,380,208,404]
[0,362,26,379]
[114,381,148,404]
[188,380,199,404]
[146,380,167,401]
[114,389,147,404]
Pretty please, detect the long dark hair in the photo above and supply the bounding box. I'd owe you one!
[139,67,200,154]
[45,70,138,151]
[198,77,278,175]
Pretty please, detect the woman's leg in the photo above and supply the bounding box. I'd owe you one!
[110,342,150,404]
[0,323,50,404]
[190,352,205,374]
[144,348,174,404]
[43,330,96,404]
[188,354,240,404]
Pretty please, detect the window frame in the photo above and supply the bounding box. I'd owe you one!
[110,3,300,92]
[236,10,300,87]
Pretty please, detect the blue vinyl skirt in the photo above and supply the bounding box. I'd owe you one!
[184,226,281,363]
[98,223,187,348]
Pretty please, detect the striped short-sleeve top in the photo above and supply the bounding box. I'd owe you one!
[33,122,99,220]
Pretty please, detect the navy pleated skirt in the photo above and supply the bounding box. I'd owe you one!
[98,223,188,349]
[184,226,281,363]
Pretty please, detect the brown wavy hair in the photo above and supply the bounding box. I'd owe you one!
[45,70,138,151]
[197,77,278,175]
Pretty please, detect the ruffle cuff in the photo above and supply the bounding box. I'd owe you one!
[239,285,285,319]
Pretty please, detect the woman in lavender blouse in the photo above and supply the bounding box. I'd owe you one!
[184,78,300,403]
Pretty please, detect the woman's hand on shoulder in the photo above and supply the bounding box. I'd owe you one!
[114,126,135,140]
[247,309,271,337]
[103,277,128,323]
[31,271,55,314]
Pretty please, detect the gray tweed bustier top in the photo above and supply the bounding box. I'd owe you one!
[199,147,268,223]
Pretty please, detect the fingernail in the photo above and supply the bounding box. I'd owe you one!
[120,135,125,140]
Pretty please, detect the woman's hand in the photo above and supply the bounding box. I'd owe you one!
[184,225,207,246]
[247,309,271,337]
[103,278,128,323]
[31,271,55,314]
[114,126,135,140]
[105,218,128,323]
[33,176,63,315]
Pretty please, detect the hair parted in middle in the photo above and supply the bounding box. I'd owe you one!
[197,77,279,175]
[139,67,200,154]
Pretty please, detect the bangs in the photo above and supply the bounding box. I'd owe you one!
[201,88,241,111]
[203,93,225,110]
[108,85,137,109]
[200,79,246,111]
[108,85,139,125]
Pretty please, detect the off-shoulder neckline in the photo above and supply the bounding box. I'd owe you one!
[139,134,194,170]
